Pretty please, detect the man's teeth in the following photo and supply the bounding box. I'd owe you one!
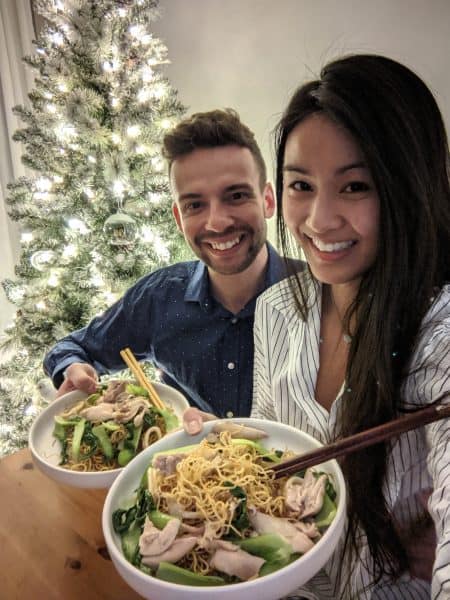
[210,236,241,251]
[311,237,354,252]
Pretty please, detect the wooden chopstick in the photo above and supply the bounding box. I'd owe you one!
[270,394,450,479]
[120,347,166,411]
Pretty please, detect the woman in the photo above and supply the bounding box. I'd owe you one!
[252,54,450,598]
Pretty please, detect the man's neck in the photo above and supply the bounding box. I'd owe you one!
[208,245,269,314]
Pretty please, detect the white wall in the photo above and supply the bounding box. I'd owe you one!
[152,0,450,239]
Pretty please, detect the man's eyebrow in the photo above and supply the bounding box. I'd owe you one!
[283,162,368,175]
[178,192,202,203]
[224,183,254,192]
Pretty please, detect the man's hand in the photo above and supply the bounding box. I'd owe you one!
[56,362,99,398]
[182,407,217,435]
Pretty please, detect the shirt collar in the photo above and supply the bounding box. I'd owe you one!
[184,242,285,308]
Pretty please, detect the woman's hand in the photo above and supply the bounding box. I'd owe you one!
[56,362,99,398]
[182,407,217,435]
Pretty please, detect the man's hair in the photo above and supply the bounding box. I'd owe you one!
[162,108,267,188]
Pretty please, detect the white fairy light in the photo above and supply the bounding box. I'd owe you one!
[140,225,154,243]
[135,145,147,155]
[129,24,146,39]
[21,231,33,243]
[154,236,170,261]
[54,122,77,141]
[113,179,125,197]
[34,192,50,201]
[152,83,167,99]
[148,192,163,204]
[117,7,128,17]
[53,174,63,183]
[36,48,46,56]
[103,290,118,304]
[151,156,165,172]
[160,118,172,129]
[47,271,59,287]
[127,124,141,138]
[83,187,95,199]
[57,82,68,92]
[90,272,104,287]
[62,243,77,258]
[50,31,64,46]
[141,66,154,82]
[36,300,47,311]
[36,177,53,192]
[43,91,53,99]
[111,132,121,145]
[137,88,151,103]
[111,97,120,108]
[87,155,96,163]
[9,287,25,302]
[25,403,39,417]
[46,103,57,113]
[67,218,89,234]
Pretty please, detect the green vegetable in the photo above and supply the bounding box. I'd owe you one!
[149,510,174,530]
[224,483,249,531]
[126,384,149,397]
[314,491,337,529]
[71,417,86,462]
[118,448,136,467]
[92,424,113,459]
[239,533,293,563]
[54,415,82,426]
[156,407,179,432]
[112,506,137,533]
[102,421,121,432]
[259,552,300,577]
[156,562,226,586]
[86,392,101,405]
[121,523,142,565]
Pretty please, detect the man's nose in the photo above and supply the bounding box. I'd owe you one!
[205,201,234,232]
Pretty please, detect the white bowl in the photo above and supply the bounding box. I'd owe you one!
[102,418,346,600]
[29,382,190,489]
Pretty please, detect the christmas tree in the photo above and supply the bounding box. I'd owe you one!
[0,0,187,457]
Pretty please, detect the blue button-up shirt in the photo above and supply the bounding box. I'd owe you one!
[43,244,300,417]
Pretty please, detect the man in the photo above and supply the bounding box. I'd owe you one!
[44,109,299,418]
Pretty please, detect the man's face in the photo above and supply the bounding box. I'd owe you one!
[171,145,275,275]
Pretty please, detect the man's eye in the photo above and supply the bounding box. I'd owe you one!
[343,181,370,193]
[183,201,202,213]
[290,181,312,192]
[228,191,249,201]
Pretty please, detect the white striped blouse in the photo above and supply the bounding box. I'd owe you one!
[252,274,450,599]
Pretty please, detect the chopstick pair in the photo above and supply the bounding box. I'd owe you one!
[270,393,450,479]
[120,347,166,411]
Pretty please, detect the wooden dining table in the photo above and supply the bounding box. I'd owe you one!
[0,448,144,599]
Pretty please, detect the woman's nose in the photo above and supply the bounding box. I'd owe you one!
[305,192,341,233]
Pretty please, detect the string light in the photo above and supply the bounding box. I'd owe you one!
[35,301,47,311]
[126,124,141,138]
[67,218,89,234]
[21,231,34,244]
[62,243,77,259]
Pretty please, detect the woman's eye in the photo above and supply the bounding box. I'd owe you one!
[343,181,370,193]
[290,180,312,192]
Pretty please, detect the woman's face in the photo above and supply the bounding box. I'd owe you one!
[282,113,380,290]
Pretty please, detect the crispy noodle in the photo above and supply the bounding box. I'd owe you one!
[156,431,287,540]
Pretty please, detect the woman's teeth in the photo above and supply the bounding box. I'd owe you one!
[209,236,241,251]
[311,237,354,252]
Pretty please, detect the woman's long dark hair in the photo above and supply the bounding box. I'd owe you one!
[275,54,450,584]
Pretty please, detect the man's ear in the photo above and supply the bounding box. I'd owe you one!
[263,182,276,219]
[172,202,184,233]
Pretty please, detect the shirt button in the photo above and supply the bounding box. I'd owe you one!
[231,317,238,324]
[226,411,234,418]
[227,362,235,370]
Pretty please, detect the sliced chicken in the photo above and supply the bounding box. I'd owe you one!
[113,397,149,424]
[79,402,115,421]
[248,508,314,554]
[153,453,186,475]
[102,380,128,403]
[284,469,327,518]
[293,520,320,539]
[141,536,198,567]
[212,422,268,440]
[139,516,181,556]
[210,547,265,581]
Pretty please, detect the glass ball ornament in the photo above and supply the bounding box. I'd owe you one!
[103,212,137,246]
[30,249,57,271]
